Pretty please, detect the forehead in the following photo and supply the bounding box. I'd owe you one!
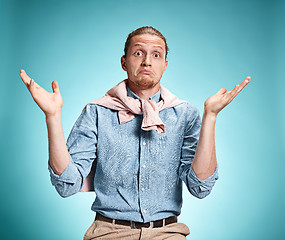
[129,34,166,51]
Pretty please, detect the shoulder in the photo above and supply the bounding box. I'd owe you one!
[82,103,98,114]
[83,102,117,117]
[84,101,112,111]
[174,101,201,132]
[173,101,200,117]
[78,103,101,122]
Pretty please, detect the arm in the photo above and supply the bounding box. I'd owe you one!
[179,106,218,199]
[46,112,70,175]
[191,112,217,180]
[20,69,97,197]
[20,69,70,175]
[192,76,251,180]
[48,104,98,197]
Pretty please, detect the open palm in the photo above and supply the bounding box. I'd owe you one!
[20,69,63,117]
[204,76,251,116]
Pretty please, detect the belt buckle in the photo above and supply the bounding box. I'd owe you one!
[130,221,154,229]
[130,221,136,229]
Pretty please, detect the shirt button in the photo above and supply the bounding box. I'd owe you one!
[142,164,146,169]
[143,209,147,213]
[142,188,145,191]
[142,141,146,146]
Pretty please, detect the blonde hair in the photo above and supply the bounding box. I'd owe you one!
[123,26,169,59]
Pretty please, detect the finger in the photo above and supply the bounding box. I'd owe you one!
[217,88,227,95]
[52,80,60,94]
[29,79,36,96]
[227,84,239,96]
[224,87,238,105]
[236,76,251,94]
[227,77,251,103]
[227,76,251,97]
[20,69,32,87]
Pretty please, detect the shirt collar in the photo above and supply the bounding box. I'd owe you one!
[126,85,161,103]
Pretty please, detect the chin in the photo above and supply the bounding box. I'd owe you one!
[136,80,157,89]
[134,76,160,89]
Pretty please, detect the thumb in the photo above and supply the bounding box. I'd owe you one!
[52,80,60,94]
[217,88,227,95]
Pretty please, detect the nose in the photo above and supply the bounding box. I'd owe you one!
[142,54,151,67]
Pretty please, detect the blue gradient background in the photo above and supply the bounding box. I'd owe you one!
[1,0,284,239]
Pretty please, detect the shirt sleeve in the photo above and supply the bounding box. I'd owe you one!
[178,103,219,199]
[48,104,98,198]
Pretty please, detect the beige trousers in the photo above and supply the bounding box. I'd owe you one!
[83,220,190,240]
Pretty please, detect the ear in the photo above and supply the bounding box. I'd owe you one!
[121,56,127,71]
[163,60,168,73]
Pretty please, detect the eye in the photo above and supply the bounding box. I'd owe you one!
[154,53,160,58]
[135,51,142,56]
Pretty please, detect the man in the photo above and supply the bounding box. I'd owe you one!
[20,26,250,239]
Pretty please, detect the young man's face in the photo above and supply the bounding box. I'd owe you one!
[121,34,168,90]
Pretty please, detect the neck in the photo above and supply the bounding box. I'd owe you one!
[127,80,160,100]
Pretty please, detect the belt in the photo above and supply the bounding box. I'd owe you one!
[95,212,177,229]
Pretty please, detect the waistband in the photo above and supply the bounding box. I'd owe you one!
[95,212,177,229]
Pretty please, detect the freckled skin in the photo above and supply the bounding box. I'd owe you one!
[121,34,168,96]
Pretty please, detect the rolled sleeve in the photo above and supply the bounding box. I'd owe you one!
[48,161,83,198]
[48,161,78,185]
[187,164,219,199]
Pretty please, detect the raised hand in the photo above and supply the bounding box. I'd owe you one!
[204,76,251,117]
[20,69,63,117]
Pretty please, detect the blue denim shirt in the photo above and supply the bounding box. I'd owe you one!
[48,86,219,223]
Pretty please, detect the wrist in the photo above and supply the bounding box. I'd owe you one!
[203,109,217,121]
[45,111,62,122]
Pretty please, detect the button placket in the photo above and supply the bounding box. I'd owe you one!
[139,131,151,221]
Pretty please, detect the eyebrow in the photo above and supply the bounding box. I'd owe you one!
[133,44,164,51]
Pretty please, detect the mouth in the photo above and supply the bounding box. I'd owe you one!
[139,69,152,75]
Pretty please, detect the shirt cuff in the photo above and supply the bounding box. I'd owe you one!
[48,161,78,185]
[189,164,219,191]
